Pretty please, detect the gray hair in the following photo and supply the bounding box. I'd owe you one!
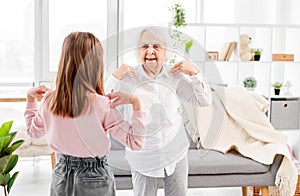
[137,27,172,62]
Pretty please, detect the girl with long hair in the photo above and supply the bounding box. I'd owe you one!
[25,32,145,196]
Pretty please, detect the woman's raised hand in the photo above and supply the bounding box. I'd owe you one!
[170,60,199,76]
[112,64,135,80]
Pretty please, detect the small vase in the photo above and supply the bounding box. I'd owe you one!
[254,55,261,61]
[246,87,254,91]
[274,89,280,95]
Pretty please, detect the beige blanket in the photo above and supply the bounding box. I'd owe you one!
[181,85,298,196]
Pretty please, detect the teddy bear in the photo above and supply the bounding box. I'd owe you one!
[239,34,253,61]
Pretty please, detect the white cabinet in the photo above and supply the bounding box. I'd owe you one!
[183,23,300,98]
[270,97,300,130]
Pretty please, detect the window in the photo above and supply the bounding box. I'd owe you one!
[0,0,108,97]
[47,0,107,81]
[0,0,34,84]
[1,0,300,97]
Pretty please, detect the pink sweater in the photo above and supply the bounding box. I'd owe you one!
[24,94,146,158]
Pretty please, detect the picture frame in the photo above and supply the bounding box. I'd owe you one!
[206,51,219,61]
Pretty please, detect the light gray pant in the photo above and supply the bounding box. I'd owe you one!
[50,153,115,196]
[131,155,188,196]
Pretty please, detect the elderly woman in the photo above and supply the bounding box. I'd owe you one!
[106,27,212,196]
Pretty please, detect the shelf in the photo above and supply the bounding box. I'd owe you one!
[0,98,26,102]
[205,61,300,64]
[181,23,300,98]
[187,23,300,28]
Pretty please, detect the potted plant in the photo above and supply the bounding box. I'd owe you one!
[169,3,193,64]
[243,76,257,91]
[252,48,263,61]
[272,82,283,95]
[0,121,24,196]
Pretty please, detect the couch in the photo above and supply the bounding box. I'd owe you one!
[107,136,283,196]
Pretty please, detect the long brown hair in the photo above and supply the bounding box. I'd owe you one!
[47,32,105,117]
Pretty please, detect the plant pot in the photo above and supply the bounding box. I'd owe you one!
[254,55,261,61]
[246,87,255,91]
[274,88,280,95]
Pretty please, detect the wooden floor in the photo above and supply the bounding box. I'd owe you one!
[7,156,242,196]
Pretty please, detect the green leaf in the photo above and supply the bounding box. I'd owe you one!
[272,82,283,89]
[243,76,257,88]
[0,136,11,153]
[2,135,13,151]
[0,155,10,173]
[0,174,5,186]
[169,3,187,29]
[8,132,17,144]
[0,121,21,194]
[4,173,10,185]
[7,172,18,193]
[4,140,24,155]
[184,40,194,53]
[0,121,13,137]
[3,155,18,174]
[0,155,18,174]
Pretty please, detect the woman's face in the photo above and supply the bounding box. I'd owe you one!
[139,30,165,69]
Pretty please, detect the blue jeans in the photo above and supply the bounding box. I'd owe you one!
[50,153,115,196]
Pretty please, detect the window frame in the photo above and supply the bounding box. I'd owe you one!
[38,0,118,86]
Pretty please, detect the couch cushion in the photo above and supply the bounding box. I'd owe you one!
[188,149,270,175]
[107,148,271,176]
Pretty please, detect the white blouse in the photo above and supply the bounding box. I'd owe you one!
[105,65,212,177]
